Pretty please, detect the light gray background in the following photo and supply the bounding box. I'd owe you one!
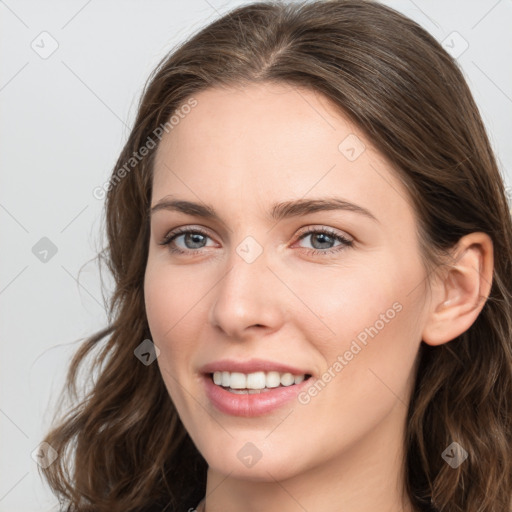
[1,1,511,510]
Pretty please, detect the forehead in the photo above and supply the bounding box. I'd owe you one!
[151,82,412,225]
[155,82,355,170]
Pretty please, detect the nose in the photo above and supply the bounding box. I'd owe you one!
[208,246,287,340]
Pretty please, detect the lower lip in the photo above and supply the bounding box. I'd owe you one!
[203,374,312,417]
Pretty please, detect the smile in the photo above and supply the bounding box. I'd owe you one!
[203,372,313,416]
[211,370,311,392]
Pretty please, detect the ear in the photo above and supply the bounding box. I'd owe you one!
[422,232,494,346]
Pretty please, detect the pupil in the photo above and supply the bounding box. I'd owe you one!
[186,233,206,249]
[312,233,332,249]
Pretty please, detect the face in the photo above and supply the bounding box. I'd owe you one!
[144,82,431,481]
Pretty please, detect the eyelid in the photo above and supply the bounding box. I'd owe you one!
[292,226,354,254]
[159,225,215,245]
[295,224,353,240]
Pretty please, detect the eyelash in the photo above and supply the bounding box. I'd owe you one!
[159,226,353,256]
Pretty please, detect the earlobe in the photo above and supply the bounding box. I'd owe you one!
[422,232,493,347]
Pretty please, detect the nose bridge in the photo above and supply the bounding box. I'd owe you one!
[208,236,285,338]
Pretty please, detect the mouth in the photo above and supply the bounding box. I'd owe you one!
[208,370,313,394]
[203,370,314,416]
[200,359,315,416]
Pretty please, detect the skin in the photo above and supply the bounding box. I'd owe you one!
[144,82,493,512]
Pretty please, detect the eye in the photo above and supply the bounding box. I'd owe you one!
[295,227,353,256]
[159,227,216,255]
[159,226,353,256]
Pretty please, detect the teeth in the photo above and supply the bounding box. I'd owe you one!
[230,372,247,389]
[266,371,281,388]
[247,371,266,389]
[294,374,305,384]
[211,370,308,390]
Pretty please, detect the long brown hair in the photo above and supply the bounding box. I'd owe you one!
[40,1,512,511]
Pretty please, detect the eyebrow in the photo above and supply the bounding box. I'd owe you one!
[149,196,378,223]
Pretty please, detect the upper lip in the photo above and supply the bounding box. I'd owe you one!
[200,358,312,376]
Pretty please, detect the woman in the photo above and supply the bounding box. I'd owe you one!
[39,1,512,511]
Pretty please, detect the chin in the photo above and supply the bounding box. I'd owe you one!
[191,432,306,480]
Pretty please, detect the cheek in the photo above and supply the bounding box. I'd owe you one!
[144,268,173,345]
[297,256,424,401]
[144,263,201,415]
[144,262,199,369]
[287,262,400,350]
[297,306,420,455]
[144,258,207,339]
